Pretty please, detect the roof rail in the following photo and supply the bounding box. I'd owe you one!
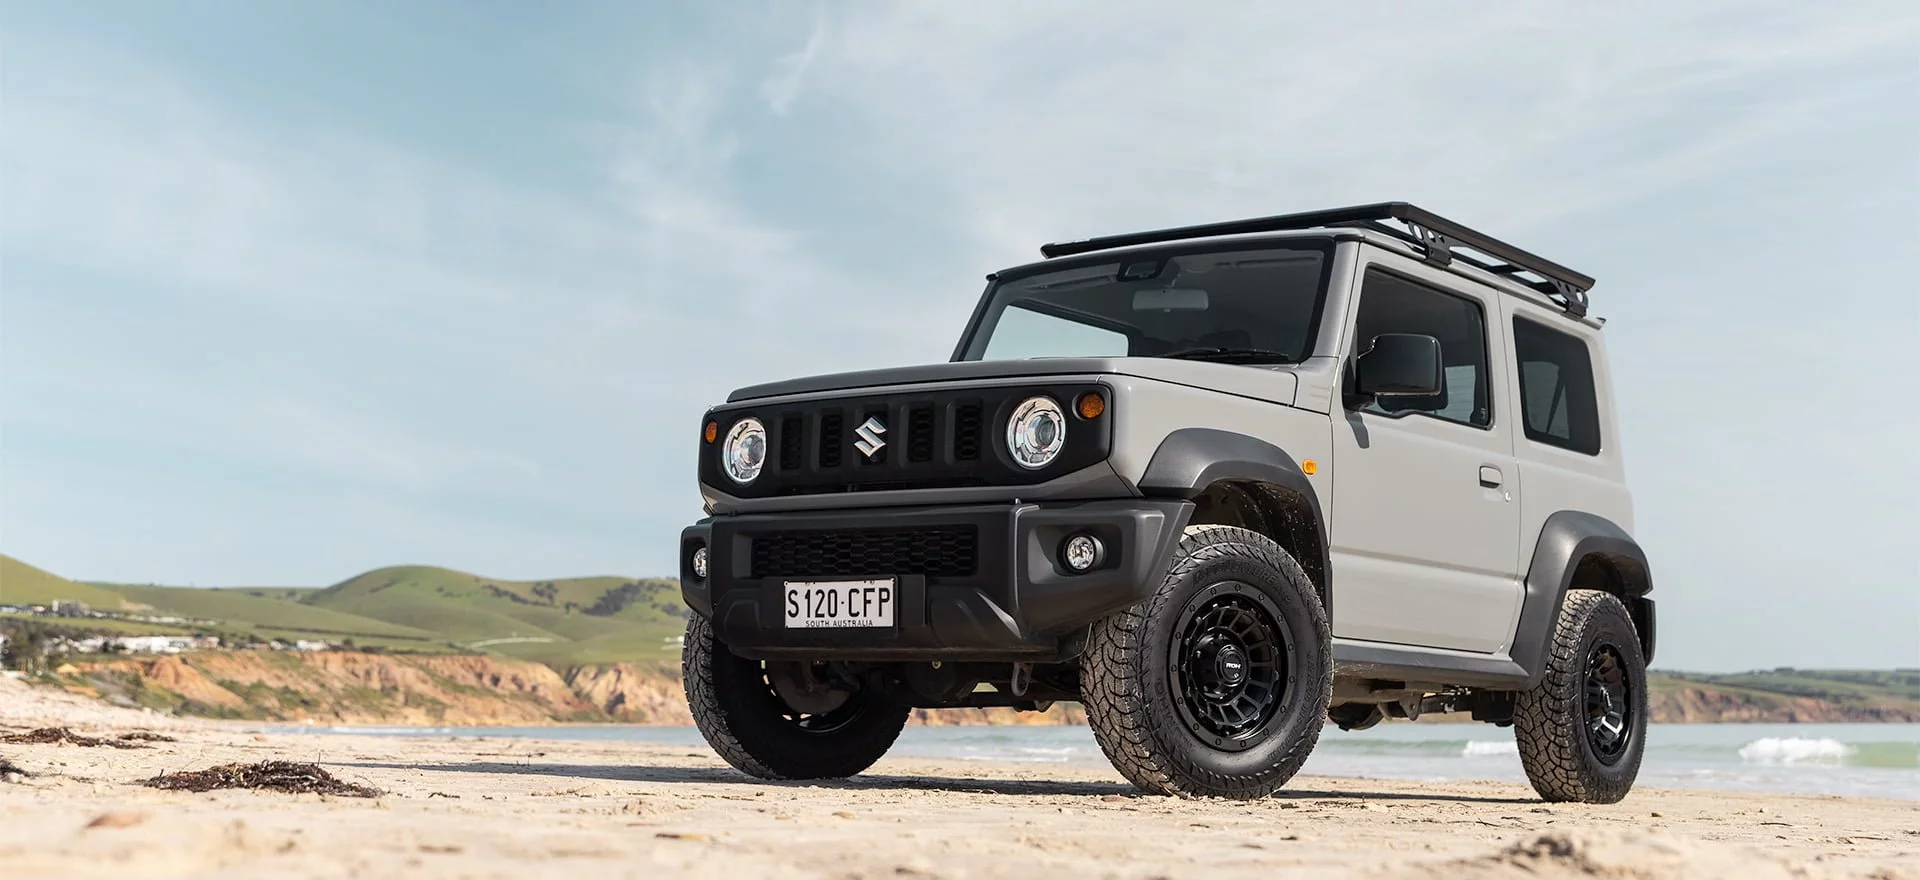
[1037,201,1596,316]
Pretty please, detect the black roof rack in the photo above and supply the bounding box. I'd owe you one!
[1037,201,1595,316]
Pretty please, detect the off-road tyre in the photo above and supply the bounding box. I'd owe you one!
[1513,588,1648,804]
[1080,524,1332,799]
[683,614,910,780]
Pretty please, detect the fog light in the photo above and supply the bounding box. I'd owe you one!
[691,546,710,579]
[1062,534,1104,572]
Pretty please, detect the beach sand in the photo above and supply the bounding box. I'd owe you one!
[2,676,1914,879]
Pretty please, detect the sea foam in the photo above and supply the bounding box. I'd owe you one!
[1461,740,1519,757]
[1735,737,1854,765]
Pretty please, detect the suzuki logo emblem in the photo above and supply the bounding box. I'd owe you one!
[853,416,887,459]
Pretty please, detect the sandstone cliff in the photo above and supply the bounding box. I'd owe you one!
[52,651,1915,726]
[1647,686,1917,723]
[73,651,599,725]
[564,663,694,724]
[60,651,1094,726]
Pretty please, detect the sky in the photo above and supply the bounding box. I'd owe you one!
[2,1,1915,672]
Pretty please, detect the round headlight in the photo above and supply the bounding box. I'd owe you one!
[722,417,767,484]
[1006,396,1066,470]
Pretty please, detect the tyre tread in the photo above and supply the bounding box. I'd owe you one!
[1513,588,1646,804]
[1080,524,1331,799]
[682,614,909,780]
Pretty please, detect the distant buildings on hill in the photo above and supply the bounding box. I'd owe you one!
[1,600,341,658]
[0,599,219,628]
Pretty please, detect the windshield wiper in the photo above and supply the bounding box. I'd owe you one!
[1156,347,1296,365]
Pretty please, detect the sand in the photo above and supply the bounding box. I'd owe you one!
[1,675,1914,879]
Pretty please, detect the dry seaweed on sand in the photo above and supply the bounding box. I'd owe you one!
[0,755,28,780]
[140,760,382,798]
[0,727,149,749]
[118,732,177,743]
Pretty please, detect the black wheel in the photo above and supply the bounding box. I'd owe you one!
[682,614,910,780]
[1080,524,1331,799]
[1513,588,1648,803]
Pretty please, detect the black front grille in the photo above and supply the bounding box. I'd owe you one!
[906,405,935,463]
[953,402,982,461]
[778,416,803,471]
[819,413,844,469]
[751,527,979,578]
[700,382,1110,498]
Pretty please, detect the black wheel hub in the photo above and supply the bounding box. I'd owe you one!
[1168,582,1292,752]
[762,661,862,734]
[1583,643,1633,765]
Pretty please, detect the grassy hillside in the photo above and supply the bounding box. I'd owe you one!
[0,555,132,609]
[105,584,437,641]
[1,556,687,668]
[1646,668,1920,721]
[297,565,687,659]
[1657,668,1920,701]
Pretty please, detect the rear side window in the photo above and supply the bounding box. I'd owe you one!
[1512,316,1602,455]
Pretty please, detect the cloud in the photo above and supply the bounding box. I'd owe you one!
[759,14,827,116]
[0,31,931,584]
[800,1,1920,261]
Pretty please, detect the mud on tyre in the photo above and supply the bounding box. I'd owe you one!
[1079,524,1332,799]
[683,614,910,780]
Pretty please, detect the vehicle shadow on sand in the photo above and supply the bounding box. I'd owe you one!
[332,760,1535,804]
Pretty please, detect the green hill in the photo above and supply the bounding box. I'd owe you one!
[1,556,688,668]
[1647,667,1920,721]
[297,565,687,657]
[104,584,436,641]
[0,555,132,609]
[295,565,687,663]
[1662,668,1920,700]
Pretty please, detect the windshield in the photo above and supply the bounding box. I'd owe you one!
[957,243,1332,365]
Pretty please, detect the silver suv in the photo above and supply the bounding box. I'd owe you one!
[678,202,1655,804]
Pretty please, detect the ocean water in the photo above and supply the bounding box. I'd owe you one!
[269,721,1920,801]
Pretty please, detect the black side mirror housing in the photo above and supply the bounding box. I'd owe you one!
[1348,333,1443,408]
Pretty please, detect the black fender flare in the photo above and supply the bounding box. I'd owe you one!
[1512,510,1656,688]
[1136,428,1330,605]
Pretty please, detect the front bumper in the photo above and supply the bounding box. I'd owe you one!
[679,499,1193,660]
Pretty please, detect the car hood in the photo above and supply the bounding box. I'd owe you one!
[726,357,1299,407]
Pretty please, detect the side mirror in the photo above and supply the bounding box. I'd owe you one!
[1351,333,1443,405]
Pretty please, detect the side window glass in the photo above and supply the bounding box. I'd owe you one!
[1512,316,1602,454]
[1351,268,1491,428]
[979,303,1129,360]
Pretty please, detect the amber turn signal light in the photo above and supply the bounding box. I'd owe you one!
[1075,391,1106,420]
[703,420,718,443]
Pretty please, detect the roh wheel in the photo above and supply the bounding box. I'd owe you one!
[1081,524,1331,799]
[1170,584,1292,751]
[1513,589,1648,803]
[682,614,910,780]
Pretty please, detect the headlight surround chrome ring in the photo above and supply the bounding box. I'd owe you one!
[722,417,768,484]
[1006,396,1067,470]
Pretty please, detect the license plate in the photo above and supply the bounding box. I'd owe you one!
[782,579,896,629]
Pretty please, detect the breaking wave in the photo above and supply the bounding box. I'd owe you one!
[1461,740,1519,757]
[1736,737,1854,765]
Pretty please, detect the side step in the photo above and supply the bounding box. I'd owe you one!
[1331,640,1531,690]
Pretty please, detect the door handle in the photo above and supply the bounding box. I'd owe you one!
[1478,466,1503,488]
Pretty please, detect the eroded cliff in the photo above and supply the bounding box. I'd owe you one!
[50,651,1916,726]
